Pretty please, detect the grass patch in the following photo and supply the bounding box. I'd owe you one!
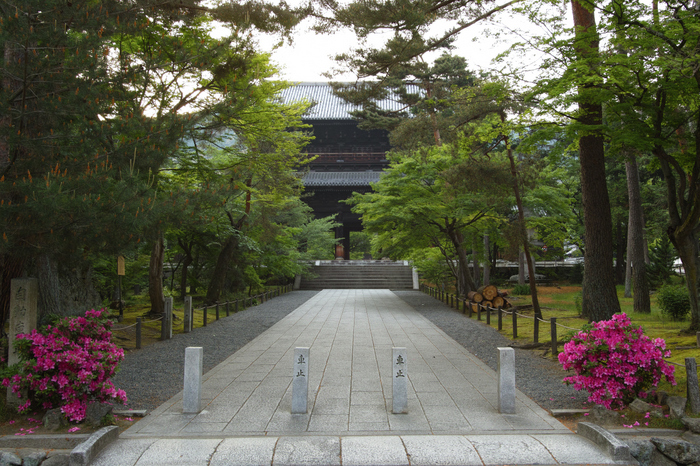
[441,283,696,399]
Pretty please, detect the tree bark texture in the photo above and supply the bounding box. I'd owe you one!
[37,254,61,318]
[178,238,194,299]
[148,234,165,316]
[615,218,626,285]
[206,234,240,304]
[571,0,621,321]
[625,157,651,313]
[447,227,477,295]
[625,218,633,298]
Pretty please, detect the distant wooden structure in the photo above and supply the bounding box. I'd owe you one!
[281,83,400,259]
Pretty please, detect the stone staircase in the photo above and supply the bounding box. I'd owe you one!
[299,261,415,290]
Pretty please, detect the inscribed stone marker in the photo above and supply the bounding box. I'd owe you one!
[7,278,38,407]
[392,347,408,414]
[497,347,516,414]
[8,278,38,367]
[292,347,309,414]
[183,347,203,414]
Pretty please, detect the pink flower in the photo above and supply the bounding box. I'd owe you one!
[558,313,675,409]
[68,427,81,433]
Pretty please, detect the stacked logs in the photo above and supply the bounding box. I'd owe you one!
[467,285,512,309]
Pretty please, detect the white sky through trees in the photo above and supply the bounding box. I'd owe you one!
[256,9,533,82]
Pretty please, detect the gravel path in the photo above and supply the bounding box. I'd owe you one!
[112,291,320,411]
[393,291,589,411]
[112,290,587,412]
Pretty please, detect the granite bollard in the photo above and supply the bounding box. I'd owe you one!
[163,296,173,340]
[498,347,516,414]
[183,347,204,414]
[292,347,309,414]
[392,347,408,414]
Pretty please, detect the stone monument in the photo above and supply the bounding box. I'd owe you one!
[7,278,38,407]
[292,347,309,414]
[392,347,408,414]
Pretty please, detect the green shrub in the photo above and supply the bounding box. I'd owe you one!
[656,284,691,321]
[511,284,531,295]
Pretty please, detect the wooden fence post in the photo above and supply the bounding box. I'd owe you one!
[534,316,539,343]
[486,305,491,325]
[216,303,220,320]
[203,305,208,327]
[498,307,503,331]
[226,301,230,317]
[550,318,557,355]
[477,304,481,321]
[512,310,517,339]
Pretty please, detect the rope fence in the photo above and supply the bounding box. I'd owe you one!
[419,283,698,373]
[110,282,294,349]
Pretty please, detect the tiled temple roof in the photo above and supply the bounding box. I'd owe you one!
[302,171,383,187]
[280,82,415,120]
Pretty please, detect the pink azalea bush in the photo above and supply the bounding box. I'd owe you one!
[2,309,127,422]
[558,313,675,409]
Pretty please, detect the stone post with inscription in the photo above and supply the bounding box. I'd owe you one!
[392,347,408,414]
[7,278,38,407]
[498,347,516,414]
[8,278,38,367]
[183,347,203,414]
[292,347,309,414]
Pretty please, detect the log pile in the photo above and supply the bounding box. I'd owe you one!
[468,285,512,309]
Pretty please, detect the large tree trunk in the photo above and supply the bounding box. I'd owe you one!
[447,227,477,295]
[518,251,526,285]
[615,218,626,285]
[178,238,194,299]
[37,255,61,318]
[148,234,165,316]
[505,131,543,320]
[472,239,481,289]
[625,156,650,313]
[571,0,621,321]
[206,235,239,304]
[625,219,633,297]
[674,232,700,331]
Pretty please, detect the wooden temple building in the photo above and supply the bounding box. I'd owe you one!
[281,83,401,260]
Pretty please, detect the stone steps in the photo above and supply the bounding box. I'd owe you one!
[300,263,414,290]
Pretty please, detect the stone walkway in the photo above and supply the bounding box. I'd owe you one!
[91,290,625,465]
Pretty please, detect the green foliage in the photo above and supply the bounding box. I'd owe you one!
[657,285,691,321]
[511,284,531,296]
[647,237,677,288]
[412,249,455,290]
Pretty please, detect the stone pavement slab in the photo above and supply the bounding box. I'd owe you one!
[122,290,565,438]
[92,290,629,465]
[90,434,626,465]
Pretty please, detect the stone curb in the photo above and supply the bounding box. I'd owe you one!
[0,434,90,449]
[69,426,119,466]
[577,422,638,464]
